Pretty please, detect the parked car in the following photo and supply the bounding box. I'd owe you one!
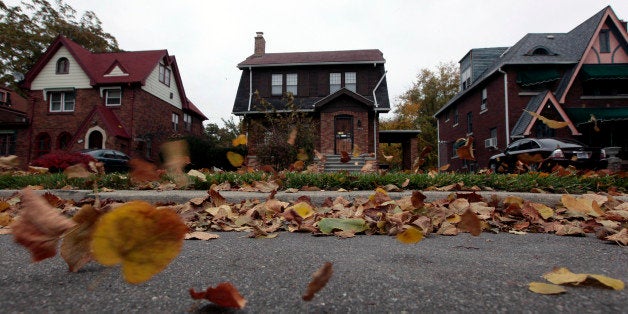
[488,138,607,173]
[80,149,130,173]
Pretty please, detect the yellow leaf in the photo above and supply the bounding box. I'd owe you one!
[226,151,244,167]
[91,201,187,284]
[232,134,247,147]
[542,267,587,285]
[525,110,569,129]
[530,202,554,220]
[292,202,314,219]
[396,227,423,244]
[588,274,625,290]
[529,282,566,294]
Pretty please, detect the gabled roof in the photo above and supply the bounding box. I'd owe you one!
[22,35,207,121]
[238,49,385,68]
[314,88,374,109]
[435,6,620,117]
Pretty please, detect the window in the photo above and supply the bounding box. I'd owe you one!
[330,73,341,93]
[599,30,610,53]
[34,133,51,158]
[57,132,72,150]
[271,74,283,96]
[345,72,356,92]
[286,73,298,96]
[490,127,497,140]
[159,64,171,86]
[0,91,6,104]
[467,112,473,134]
[172,113,179,131]
[461,68,471,90]
[453,108,459,125]
[444,109,449,122]
[105,89,121,106]
[56,58,69,74]
[49,91,75,112]
[184,113,192,131]
[481,88,487,111]
[0,132,16,156]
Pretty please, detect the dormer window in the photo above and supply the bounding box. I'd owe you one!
[56,58,69,74]
[526,46,556,56]
[159,64,171,86]
[105,89,122,106]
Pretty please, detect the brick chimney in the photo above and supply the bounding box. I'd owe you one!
[254,32,265,56]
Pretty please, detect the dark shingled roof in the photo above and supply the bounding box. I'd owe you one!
[237,49,385,68]
[435,6,610,117]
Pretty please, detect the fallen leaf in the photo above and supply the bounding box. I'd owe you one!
[529,282,567,295]
[340,151,351,163]
[287,128,297,146]
[318,218,367,234]
[302,262,333,301]
[11,189,77,261]
[128,158,160,183]
[525,110,569,129]
[543,267,588,285]
[605,228,627,246]
[0,155,19,169]
[63,163,92,179]
[232,134,247,147]
[61,204,103,272]
[459,209,482,236]
[187,169,207,182]
[292,202,314,219]
[185,231,220,240]
[190,282,247,309]
[91,201,188,284]
[396,227,423,244]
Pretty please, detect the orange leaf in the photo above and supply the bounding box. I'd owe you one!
[129,158,161,183]
[459,208,482,236]
[232,134,247,147]
[91,201,187,284]
[302,262,333,301]
[525,110,569,129]
[11,189,77,261]
[455,137,475,160]
[61,204,103,272]
[226,151,244,167]
[190,282,247,309]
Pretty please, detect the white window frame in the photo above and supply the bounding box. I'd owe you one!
[159,64,171,86]
[481,88,487,112]
[286,73,298,96]
[271,74,283,96]
[172,113,179,131]
[345,72,356,92]
[184,113,192,131]
[49,91,75,112]
[105,89,122,106]
[330,73,341,93]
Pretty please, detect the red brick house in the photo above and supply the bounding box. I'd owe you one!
[233,32,406,170]
[18,35,207,164]
[435,6,628,171]
[0,87,29,157]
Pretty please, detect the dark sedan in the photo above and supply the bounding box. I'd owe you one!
[80,149,130,173]
[489,138,607,173]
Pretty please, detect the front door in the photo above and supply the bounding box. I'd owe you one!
[88,131,103,149]
[334,115,353,154]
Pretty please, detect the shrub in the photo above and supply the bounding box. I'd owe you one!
[31,150,96,172]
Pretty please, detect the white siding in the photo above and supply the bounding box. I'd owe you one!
[141,64,183,109]
[105,65,128,76]
[30,47,91,90]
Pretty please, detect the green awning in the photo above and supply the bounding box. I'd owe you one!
[565,107,628,125]
[516,69,561,86]
[580,64,628,80]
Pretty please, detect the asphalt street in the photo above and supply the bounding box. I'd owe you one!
[1,232,626,313]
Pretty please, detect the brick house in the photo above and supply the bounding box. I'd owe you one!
[18,35,208,164]
[434,6,628,171]
[0,87,29,158]
[233,32,416,170]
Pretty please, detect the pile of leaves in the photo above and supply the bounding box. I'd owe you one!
[30,151,97,172]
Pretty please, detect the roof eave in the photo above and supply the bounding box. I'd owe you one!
[237,60,385,69]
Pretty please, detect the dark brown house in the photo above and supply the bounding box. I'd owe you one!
[435,6,628,171]
[233,32,404,170]
[15,35,208,165]
[0,87,29,157]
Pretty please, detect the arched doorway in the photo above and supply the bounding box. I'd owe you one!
[88,130,103,149]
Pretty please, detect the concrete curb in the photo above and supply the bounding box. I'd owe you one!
[1,189,626,206]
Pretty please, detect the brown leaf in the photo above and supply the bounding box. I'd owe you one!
[287,127,297,146]
[459,209,482,236]
[11,189,77,261]
[63,163,92,179]
[185,231,220,240]
[340,151,351,163]
[129,158,161,183]
[455,137,475,160]
[302,262,333,301]
[190,282,247,309]
[61,204,103,272]
[606,228,628,246]
[0,155,20,169]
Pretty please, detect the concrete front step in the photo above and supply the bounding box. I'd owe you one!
[316,154,377,172]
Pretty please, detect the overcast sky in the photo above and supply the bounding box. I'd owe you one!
[20,0,628,125]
